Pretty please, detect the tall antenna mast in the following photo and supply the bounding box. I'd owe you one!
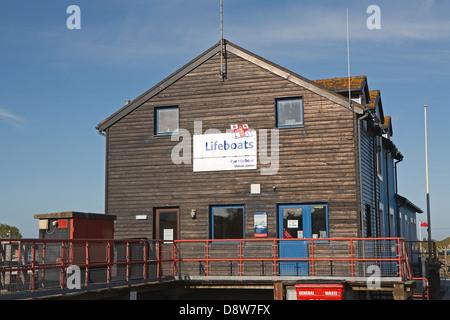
[220,0,223,43]
[424,105,432,257]
[220,0,227,80]
[347,8,361,236]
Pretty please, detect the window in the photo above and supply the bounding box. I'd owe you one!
[365,204,372,237]
[376,136,383,178]
[311,206,327,238]
[211,206,244,239]
[282,207,303,238]
[276,97,303,128]
[155,106,179,135]
[279,204,328,239]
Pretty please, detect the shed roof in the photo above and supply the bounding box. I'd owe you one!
[366,90,385,124]
[366,90,380,109]
[34,211,116,220]
[313,75,369,96]
[383,116,392,134]
[96,39,365,132]
[396,195,423,214]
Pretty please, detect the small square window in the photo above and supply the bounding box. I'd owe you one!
[276,98,303,128]
[155,107,179,135]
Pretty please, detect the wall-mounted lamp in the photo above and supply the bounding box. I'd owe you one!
[190,209,197,219]
[273,186,277,192]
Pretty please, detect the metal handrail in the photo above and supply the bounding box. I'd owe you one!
[173,237,412,280]
[1,237,416,298]
[0,238,168,296]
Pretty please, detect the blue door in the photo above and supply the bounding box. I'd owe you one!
[278,204,328,276]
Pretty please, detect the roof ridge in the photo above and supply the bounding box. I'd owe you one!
[97,39,365,132]
[313,75,367,81]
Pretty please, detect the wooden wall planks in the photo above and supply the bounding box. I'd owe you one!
[105,52,361,240]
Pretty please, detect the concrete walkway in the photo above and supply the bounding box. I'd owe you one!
[440,280,450,300]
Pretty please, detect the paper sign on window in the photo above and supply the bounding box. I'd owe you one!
[163,229,173,241]
[287,220,298,228]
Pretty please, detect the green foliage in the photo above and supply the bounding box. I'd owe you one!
[437,237,450,248]
[0,224,22,238]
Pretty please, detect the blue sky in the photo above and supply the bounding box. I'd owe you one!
[0,0,449,240]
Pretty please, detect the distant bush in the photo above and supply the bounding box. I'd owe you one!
[0,224,22,238]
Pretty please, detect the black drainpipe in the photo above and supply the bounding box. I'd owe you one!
[395,156,404,237]
[385,151,391,237]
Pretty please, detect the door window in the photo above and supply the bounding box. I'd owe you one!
[155,208,179,242]
[279,204,328,239]
[282,207,303,238]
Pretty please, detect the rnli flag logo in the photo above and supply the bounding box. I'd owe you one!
[231,124,252,139]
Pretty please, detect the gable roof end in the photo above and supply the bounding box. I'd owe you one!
[96,40,365,132]
[383,116,393,135]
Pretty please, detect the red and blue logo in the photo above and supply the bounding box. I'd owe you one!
[230,124,252,139]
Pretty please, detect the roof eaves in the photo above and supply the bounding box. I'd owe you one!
[313,76,367,93]
[396,195,423,214]
[367,90,385,124]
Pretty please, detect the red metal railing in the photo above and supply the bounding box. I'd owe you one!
[412,277,429,300]
[173,237,413,280]
[0,238,174,296]
[1,237,428,299]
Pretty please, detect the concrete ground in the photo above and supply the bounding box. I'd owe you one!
[440,279,450,300]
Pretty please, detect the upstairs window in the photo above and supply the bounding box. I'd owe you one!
[376,136,383,179]
[155,106,179,135]
[276,97,303,128]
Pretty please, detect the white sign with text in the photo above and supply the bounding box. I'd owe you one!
[193,132,257,172]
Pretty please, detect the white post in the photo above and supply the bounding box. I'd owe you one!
[424,105,432,259]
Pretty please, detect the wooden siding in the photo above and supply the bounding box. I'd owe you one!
[105,51,360,239]
[358,122,380,237]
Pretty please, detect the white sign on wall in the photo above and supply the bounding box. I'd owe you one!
[193,131,257,172]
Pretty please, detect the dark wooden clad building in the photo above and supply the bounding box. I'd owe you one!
[96,40,403,242]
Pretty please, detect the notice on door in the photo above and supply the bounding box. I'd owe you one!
[163,229,173,242]
[287,220,298,228]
